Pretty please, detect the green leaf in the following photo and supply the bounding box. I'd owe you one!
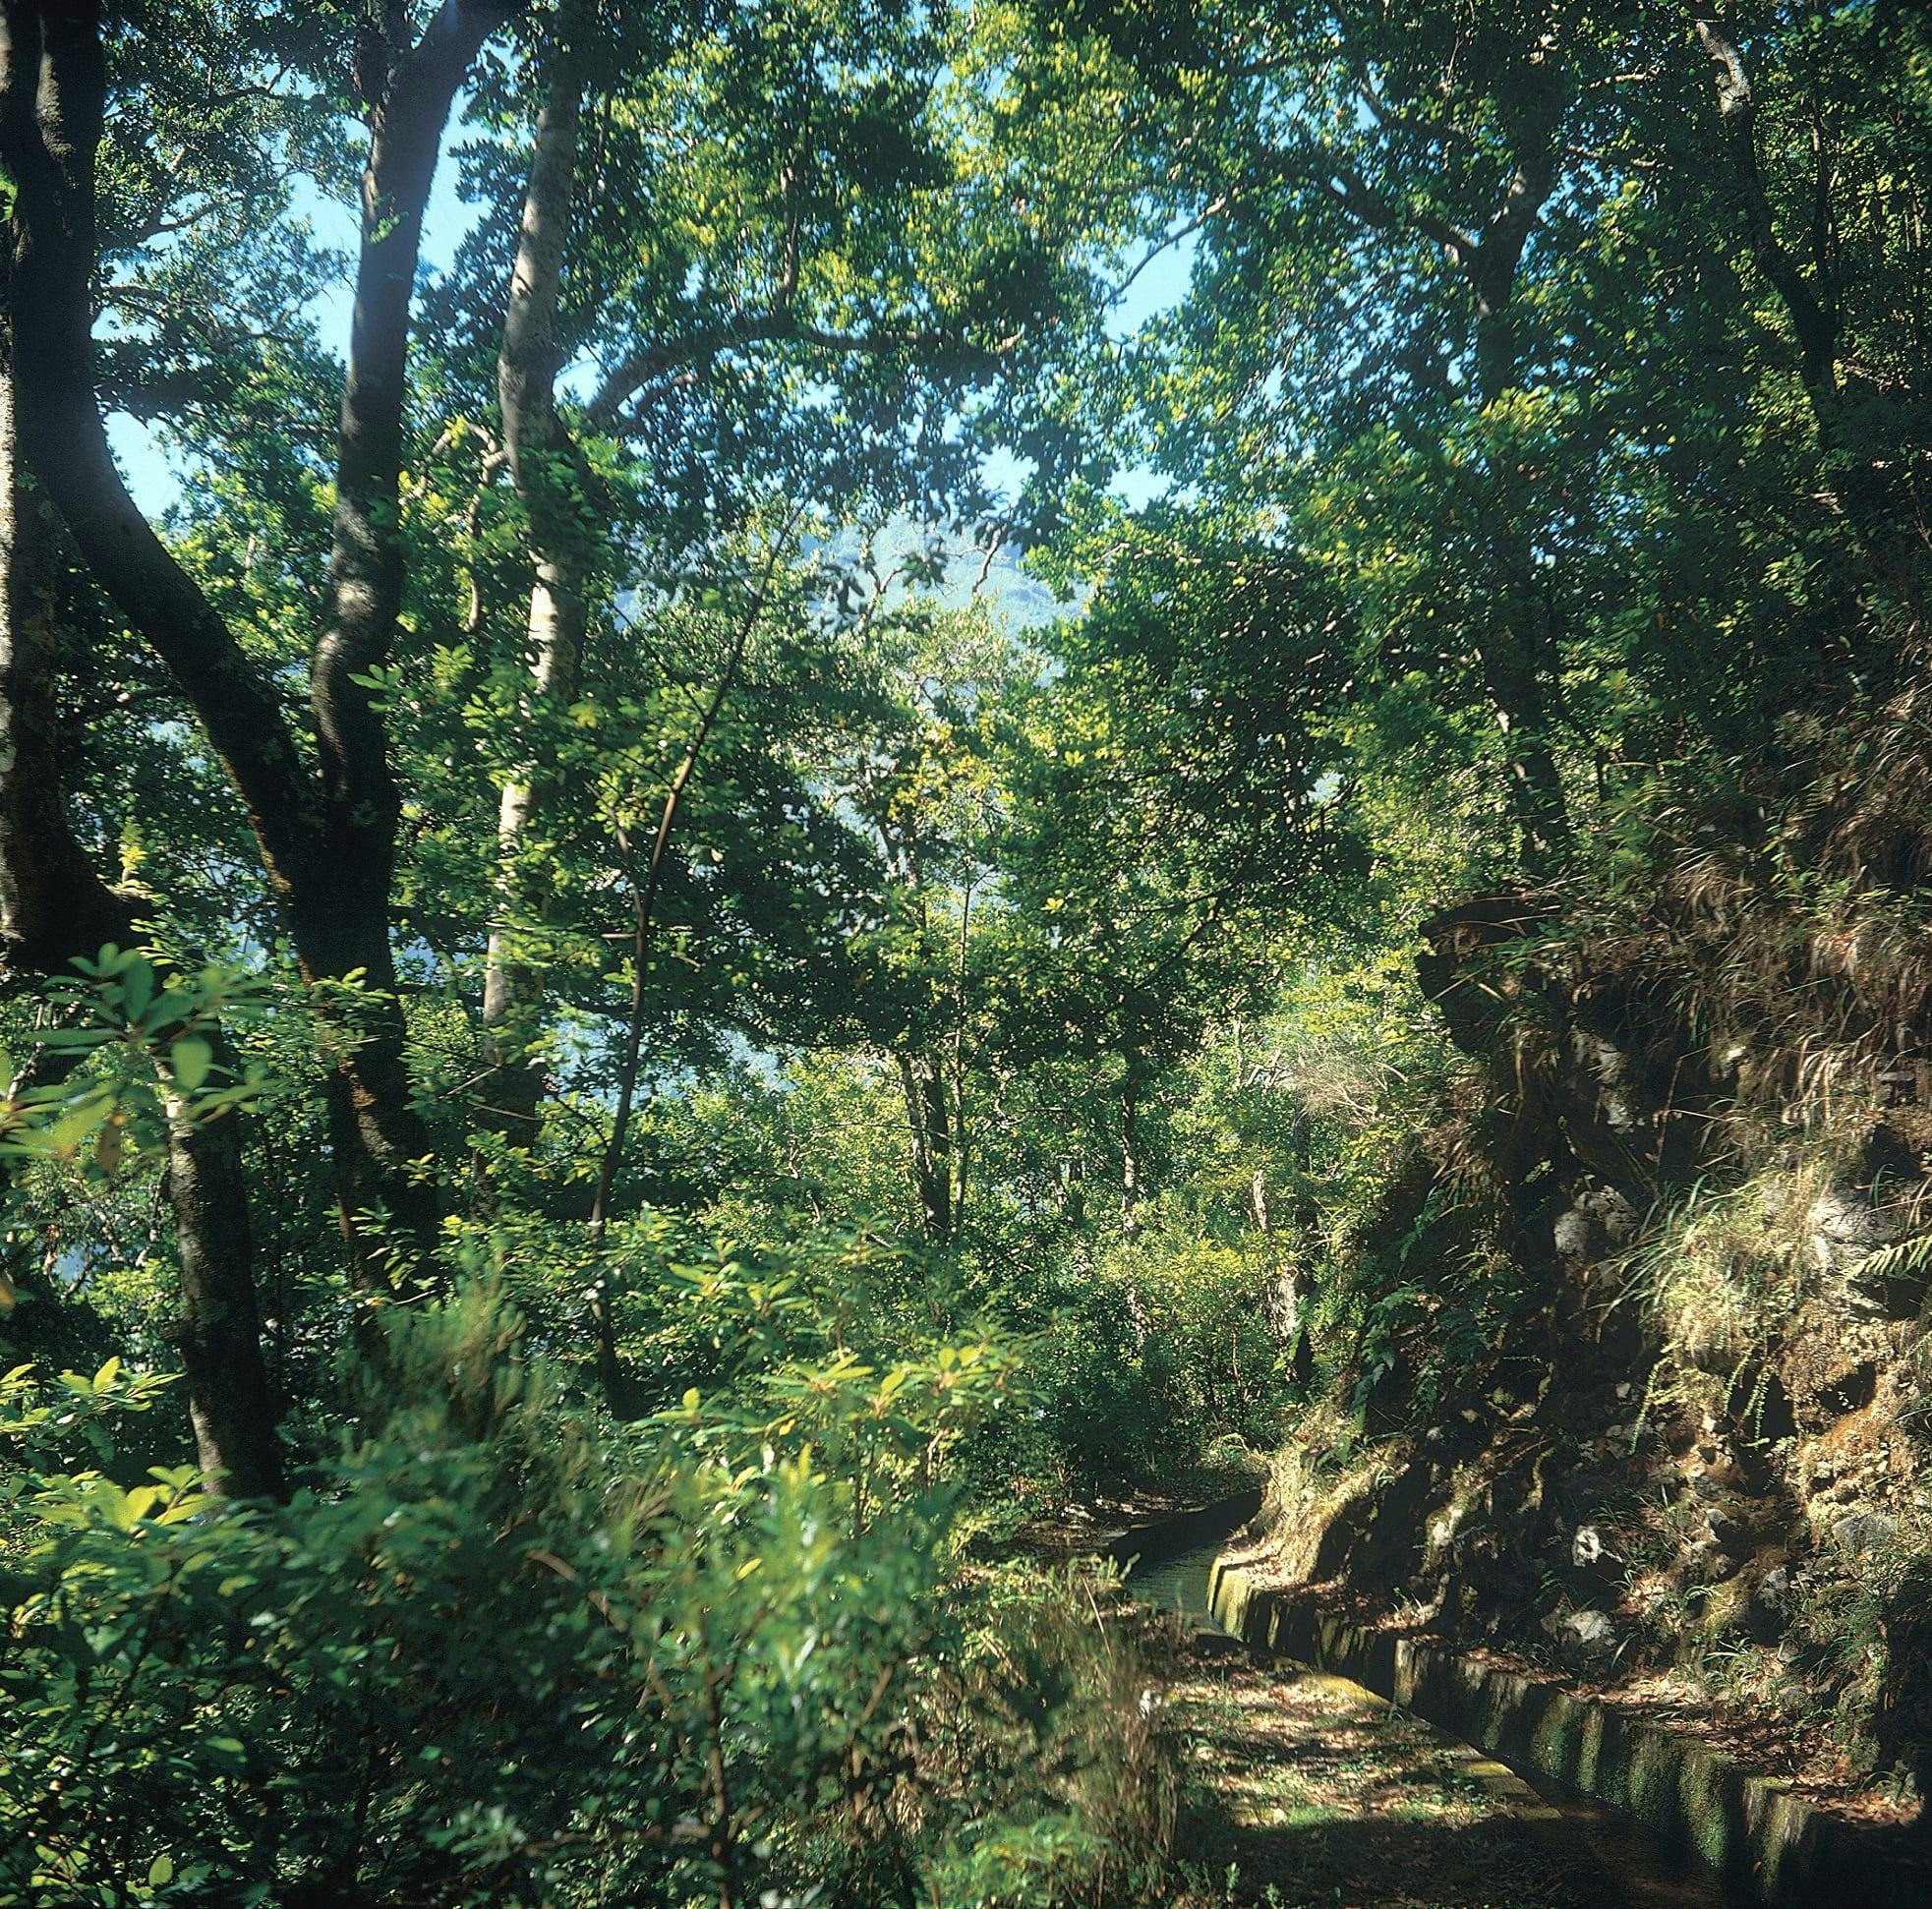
[47,1093,113,1157]
[170,1037,215,1094]
[120,955,156,1025]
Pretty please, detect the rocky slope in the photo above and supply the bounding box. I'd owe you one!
[1252,872,1932,1828]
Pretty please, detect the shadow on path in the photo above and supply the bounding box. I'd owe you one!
[1163,1639,1732,1909]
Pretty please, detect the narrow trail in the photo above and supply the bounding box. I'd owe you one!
[1123,1539,1735,1909]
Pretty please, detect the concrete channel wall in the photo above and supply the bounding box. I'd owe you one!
[1101,1489,1263,1575]
[1209,1557,1932,1907]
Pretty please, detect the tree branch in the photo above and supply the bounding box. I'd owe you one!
[1690,11,1838,397]
[587,313,1007,433]
[0,0,323,905]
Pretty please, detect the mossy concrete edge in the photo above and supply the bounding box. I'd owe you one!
[1207,1558,1929,1906]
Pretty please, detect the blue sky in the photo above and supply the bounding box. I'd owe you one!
[110,130,1195,539]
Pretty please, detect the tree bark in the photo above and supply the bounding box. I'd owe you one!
[160,1059,286,1500]
[1,1,522,1292]
[479,0,599,1154]
[304,1,526,1275]
[0,322,282,1498]
[1462,72,1574,874]
[897,1049,953,1244]
[1118,1060,1143,1236]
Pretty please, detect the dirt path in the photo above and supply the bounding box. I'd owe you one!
[1157,1633,1730,1909]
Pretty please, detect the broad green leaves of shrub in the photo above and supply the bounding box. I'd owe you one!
[0,1282,1166,1909]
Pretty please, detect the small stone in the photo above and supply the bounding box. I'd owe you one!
[1562,1608,1617,1655]
[1572,1525,1607,1568]
[1683,1534,1726,1582]
[1831,1510,1898,1555]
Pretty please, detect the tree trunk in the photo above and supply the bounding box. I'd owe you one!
[162,1062,286,1500]
[1470,556,1571,875]
[897,1050,953,1244]
[2,2,521,1294]
[0,342,282,1499]
[479,0,599,1155]
[1467,154,1573,875]
[1118,1064,1143,1236]
[0,363,130,970]
[306,5,525,1277]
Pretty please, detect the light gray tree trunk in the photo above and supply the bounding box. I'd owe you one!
[479,0,599,1152]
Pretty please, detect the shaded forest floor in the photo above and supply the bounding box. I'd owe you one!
[1158,1635,1729,1909]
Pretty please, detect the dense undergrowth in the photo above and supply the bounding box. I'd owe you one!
[2,1275,1183,1908]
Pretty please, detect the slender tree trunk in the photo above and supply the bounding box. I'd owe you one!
[0,349,282,1499]
[161,1062,286,1499]
[478,0,599,1155]
[1471,553,1571,875]
[946,880,973,1235]
[581,535,792,1412]
[1470,251,1572,874]
[1058,1156,1086,1228]
[1118,1063,1143,1236]
[949,1067,969,1236]
[897,1050,953,1244]
[586,529,792,1244]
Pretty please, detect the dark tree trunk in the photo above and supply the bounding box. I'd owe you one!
[1,1,521,1294]
[0,316,282,1497]
[304,3,526,1277]
[898,1050,953,1244]
[1460,79,1575,875]
[162,1061,287,1500]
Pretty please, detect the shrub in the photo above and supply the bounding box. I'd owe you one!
[0,1282,1172,1908]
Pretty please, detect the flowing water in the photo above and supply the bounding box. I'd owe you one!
[1114,1536,1225,1626]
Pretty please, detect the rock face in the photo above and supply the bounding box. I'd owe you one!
[1259,892,1932,1797]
